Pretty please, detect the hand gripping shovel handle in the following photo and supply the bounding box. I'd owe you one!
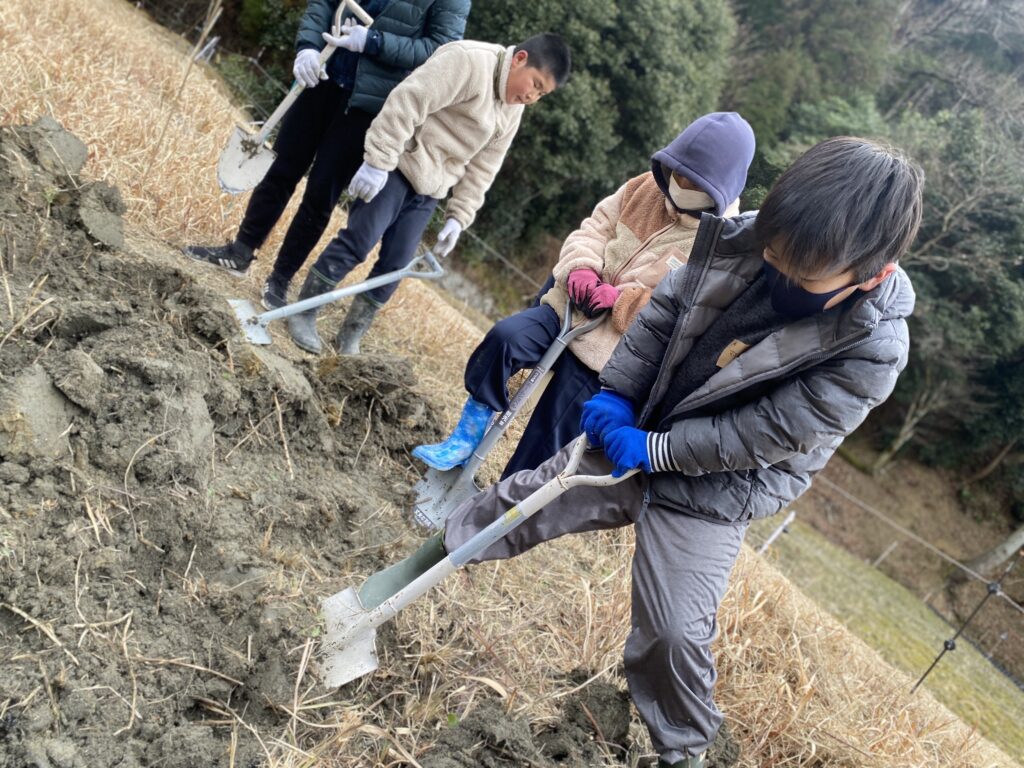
[253,0,373,145]
[410,303,607,530]
[323,435,636,679]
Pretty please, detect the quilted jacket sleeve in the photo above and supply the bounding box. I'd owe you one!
[374,0,470,71]
[295,0,335,51]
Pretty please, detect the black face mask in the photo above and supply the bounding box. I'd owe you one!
[763,261,852,318]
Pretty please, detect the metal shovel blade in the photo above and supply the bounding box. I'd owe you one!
[321,587,378,687]
[217,127,277,194]
[411,468,480,530]
[228,299,272,345]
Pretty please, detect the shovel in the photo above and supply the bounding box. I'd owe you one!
[217,0,375,194]
[411,302,604,530]
[230,248,445,345]
[320,434,635,688]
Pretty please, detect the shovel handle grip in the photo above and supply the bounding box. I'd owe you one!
[344,0,375,26]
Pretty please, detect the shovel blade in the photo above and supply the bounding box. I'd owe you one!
[229,299,272,345]
[410,468,480,530]
[321,587,379,687]
[217,127,277,195]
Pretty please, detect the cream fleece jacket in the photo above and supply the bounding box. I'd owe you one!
[542,173,740,372]
[362,40,524,228]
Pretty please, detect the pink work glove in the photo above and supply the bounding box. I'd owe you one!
[586,282,619,316]
[566,268,602,305]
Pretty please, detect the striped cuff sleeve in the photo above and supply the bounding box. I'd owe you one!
[646,432,678,473]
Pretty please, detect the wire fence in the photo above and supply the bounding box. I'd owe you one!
[755,472,1024,694]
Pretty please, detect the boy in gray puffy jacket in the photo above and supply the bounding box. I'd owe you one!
[438,137,924,766]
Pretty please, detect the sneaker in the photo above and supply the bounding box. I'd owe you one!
[184,241,254,277]
[261,272,290,310]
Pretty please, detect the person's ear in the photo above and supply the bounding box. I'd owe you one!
[511,49,528,68]
[857,262,897,291]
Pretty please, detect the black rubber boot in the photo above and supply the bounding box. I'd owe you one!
[287,271,334,354]
[184,240,254,276]
[333,294,380,355]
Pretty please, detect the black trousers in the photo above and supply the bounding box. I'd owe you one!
[462,303,603,478]
[236,82,374,282]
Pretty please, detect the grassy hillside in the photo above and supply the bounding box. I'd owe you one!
[750,520,1024,762]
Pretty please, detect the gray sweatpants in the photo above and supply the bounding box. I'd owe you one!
[443,442,747,763]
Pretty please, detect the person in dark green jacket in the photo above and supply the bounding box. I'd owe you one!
[185,0,470,310]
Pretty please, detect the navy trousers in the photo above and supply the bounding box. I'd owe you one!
[463,303,602,478]
[236,83,374,282]
[310,171,438,305]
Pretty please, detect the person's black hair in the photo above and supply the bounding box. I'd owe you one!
[514,33,572,87]
[754,137,924,282]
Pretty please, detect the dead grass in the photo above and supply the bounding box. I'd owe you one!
[0,0,1020,765]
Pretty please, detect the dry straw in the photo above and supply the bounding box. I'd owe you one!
[0,0,1019,765]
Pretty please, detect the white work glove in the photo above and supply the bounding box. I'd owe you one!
[434,218,463,258]
[323,19,369,53]
[348,161,389,203]
[293,49,326,88]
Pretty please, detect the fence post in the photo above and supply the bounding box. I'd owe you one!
[758,509,796,555]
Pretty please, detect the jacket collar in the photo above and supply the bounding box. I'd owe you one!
[494,45,516,105]
[705,214,916,343]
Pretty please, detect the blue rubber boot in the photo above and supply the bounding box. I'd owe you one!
[412,397,494,470]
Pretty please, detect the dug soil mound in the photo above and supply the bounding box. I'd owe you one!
[0,120,737,767]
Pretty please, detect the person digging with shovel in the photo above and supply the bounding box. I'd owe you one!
[379,137,923,767]
[184,0,470,308]
[412,112,755,477]
[286,33,572,355]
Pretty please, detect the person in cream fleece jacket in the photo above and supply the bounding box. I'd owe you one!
[287,33,572,356]
[412,112,755,477]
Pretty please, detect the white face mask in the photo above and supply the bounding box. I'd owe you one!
[668,175,714,212]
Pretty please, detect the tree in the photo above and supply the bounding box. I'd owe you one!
[961,524,1024,576]
[724,0,902,147]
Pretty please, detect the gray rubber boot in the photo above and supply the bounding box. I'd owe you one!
[287,271,334,355]
[333,294,380,355]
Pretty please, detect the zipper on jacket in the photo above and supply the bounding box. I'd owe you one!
[610,219,678,285]
[639,214,725,425]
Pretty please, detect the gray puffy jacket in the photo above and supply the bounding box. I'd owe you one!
[296,0,470,114]
[600,213,915,524]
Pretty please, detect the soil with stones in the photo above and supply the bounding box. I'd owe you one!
[0,119,741,768]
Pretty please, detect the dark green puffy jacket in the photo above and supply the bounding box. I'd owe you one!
[295,0,471,114]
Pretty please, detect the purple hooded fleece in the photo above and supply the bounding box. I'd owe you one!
[650,112,756,217]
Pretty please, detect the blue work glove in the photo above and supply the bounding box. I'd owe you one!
[580,390,636,447]
[603,426,652,477]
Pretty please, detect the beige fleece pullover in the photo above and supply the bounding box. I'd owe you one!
[542,173,740,372]
[362,40,524,228]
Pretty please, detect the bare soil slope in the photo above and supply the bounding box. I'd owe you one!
[0,120,735,768]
